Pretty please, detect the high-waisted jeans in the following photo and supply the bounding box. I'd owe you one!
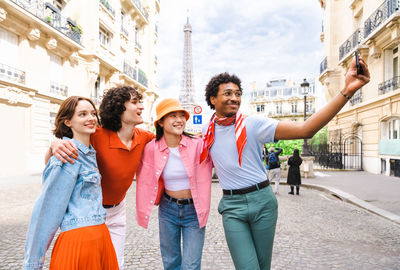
[158,195,205,270]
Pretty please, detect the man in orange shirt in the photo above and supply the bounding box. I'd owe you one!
[47,86,155,269]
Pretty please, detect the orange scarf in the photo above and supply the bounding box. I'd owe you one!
[200,112,247,166]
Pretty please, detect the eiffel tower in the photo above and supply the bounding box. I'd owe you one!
[179,16,198,132]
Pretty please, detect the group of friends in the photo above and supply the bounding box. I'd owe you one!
[23,55,369,270]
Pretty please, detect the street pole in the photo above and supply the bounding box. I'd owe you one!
[301,79,311,156]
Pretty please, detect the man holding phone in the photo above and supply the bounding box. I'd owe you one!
[201,54,370,270]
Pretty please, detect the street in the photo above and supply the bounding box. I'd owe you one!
[0,175,399,269]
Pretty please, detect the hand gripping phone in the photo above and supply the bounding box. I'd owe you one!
[355,50,363,75]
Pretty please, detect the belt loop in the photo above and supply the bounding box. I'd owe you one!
[230,190,233,196]
[256,183,260,191]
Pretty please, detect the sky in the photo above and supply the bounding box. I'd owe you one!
[155,0,324,116]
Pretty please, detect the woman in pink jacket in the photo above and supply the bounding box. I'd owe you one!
[136,98,213,270]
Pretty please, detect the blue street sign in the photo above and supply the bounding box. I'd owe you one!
[193,115,202,124]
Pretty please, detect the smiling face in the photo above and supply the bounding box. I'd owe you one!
[159,111,187,137]
[210,82,242,118]
[64,100,98,139]
[120,95,144,126]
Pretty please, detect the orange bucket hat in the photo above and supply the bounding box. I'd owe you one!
[154,98,190,127]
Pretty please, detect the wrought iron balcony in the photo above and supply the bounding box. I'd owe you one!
[339,28,363,61]
[121,25,129,37]
[0,63,26,84]
[349,88,362,105]
[123,61,137,81]
[138,69,148,87]
[99,0,115,17]
[378,76,400,95]
[50,81,68,97]
[320,57,327,74]
[10,0,81,43]
[133,0,149,21]
[364,0,399,39]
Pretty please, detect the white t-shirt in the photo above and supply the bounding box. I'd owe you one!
[161,147,190,191]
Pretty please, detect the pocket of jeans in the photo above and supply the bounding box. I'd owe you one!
[80,173,99,201]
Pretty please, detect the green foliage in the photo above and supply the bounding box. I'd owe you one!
[265,140,303,156]
[264,126,328,156]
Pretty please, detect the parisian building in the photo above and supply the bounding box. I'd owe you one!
[0,0,160,177]
[318,0,400,177]
[249,78,317,122]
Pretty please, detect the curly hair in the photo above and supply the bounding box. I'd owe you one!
[204,72,242,110]
[54,96,99,139]
[99,86,142,132]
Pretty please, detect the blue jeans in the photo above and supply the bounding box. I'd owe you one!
[158,195,205,270]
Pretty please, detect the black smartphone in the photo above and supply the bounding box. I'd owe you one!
[355,50,363,75]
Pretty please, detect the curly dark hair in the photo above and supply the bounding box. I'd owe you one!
[54,96,99,139]
[99,86,142,132]
[204,72,242,110]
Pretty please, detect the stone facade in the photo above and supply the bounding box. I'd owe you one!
[318,0,400,177]
[0,0,160,177]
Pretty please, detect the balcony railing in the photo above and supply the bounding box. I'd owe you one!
[350,88,362,105]
[339,28,363,60]
[320,57,327,74]
[378,76,400,95]
[138,69,148,87]
[91,94,103,106]
[121,25,129,37]
[123,61,137,81]
[50,81,68,97]
[133,0,149,21]
[99,0,115,17]
[0,63,26,84]
[364,0,399,39]
[11,0,81,43]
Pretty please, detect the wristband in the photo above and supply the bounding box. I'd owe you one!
[340,90,351,100]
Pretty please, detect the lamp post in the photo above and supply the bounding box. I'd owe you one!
[301,78,311,156]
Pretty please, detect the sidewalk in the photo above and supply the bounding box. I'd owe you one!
[301,170,400,224]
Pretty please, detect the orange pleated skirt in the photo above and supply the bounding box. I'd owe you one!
[50,223,118,270]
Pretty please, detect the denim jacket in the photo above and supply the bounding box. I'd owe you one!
[23,138,106,270]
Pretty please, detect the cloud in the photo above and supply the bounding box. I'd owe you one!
[155,0,323,116]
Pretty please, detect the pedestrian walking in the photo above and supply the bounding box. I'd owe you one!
[136,98,213,270]
[24,96,118,270]
[46,86,155,269]
[265,147,282,195]
[287,149,303,195]
[200,55,369,270]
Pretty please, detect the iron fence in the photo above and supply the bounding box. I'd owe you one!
[378,76,400,95]
[50,81,68,97]
[320,57,327,74]
[10,0,81,43]
[349,88,362,105]
[364,0,399,39]
[0,63,25,84]
[339,28,363,60]
[99,0,115,17]
[123,62,137,81]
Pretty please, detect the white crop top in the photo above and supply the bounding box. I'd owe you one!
[162,147,190,191]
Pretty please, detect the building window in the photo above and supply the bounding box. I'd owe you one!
[382,118,400,139]
[256,104,264,112]
[393,47,398,78]
[135,27,142,49]
[99,27,112,48]
[276,103,282,114]
[291,102,297,113]
[0,27,18,67]
[306,100,312,113]
[381,158,386,174]
[49,53,62,83]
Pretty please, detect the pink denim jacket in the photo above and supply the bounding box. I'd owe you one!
[136,135,213,228]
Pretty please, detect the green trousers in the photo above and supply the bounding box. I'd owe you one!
[218,185,278,270]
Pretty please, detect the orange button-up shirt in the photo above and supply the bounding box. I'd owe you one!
[90,127,155,205]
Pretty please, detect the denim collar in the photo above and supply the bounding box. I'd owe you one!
[62,137,95,155]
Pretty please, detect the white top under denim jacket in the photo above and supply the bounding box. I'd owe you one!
[23,138,106,270]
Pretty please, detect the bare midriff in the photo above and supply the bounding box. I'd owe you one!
[165,188,192,199]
